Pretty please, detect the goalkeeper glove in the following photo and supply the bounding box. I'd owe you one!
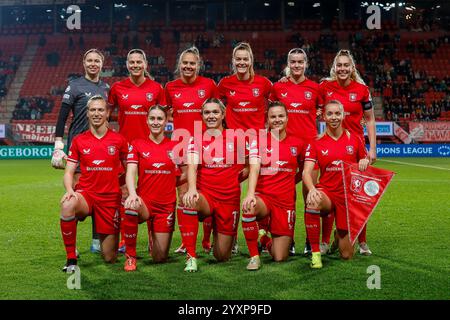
[51,140,67,169]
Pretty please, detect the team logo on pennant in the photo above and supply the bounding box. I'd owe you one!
[108,146,116,155]
[346,145,354,155]
[364,180,380,197]
[252,88,260,97]
[349,93,357,102]
[146,93,153,102]
[290,147,297,156]
[304,91,312,100]
[350,176,363,193]
[198,89,206,98]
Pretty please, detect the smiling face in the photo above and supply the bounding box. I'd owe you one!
[202,102,225,130]
[288,52,307,79]
[147,108,167,136]
[179,52,199,81]
[233,49,252,77]
[87,99,109,128]
[323,102,344,130]
[127,52,147,78]
[334,55,353,82]
[83,52,103,78]
[267,105,288,132]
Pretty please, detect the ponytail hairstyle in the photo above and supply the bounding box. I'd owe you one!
[174,46,202,77]
[325,49,366,85]
[284,48,308,77]
[232,42,255,83]
[127,48,153,79]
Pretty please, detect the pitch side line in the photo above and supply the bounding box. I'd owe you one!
[379,159,450,171]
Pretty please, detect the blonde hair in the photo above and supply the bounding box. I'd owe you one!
[232,42,255,83]
[126,48,152,79]
[325,49,366,85]
[284,48,308,77]
[175,46,202,77]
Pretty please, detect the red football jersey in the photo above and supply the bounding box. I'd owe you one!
[254,133,305,208]
[127,137,179,207]
[67,129,128,195]
[108,78,166,142]
[188,130,246,204]
[165,76,218,136]
[318,80,372,137]
[305,131,367,192]
[218,74,272,131]
[270,78,321,141]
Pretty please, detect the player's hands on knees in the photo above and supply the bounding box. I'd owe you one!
[183,189,199,209]
[367,149,377,165]
[358,158,370,171]
[306,188,322,208]
[51,149,67,169]
[242,194,257,214]
[61,190,78,204]
[124,194,142,210]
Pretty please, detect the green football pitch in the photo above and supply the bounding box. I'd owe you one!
[0,158,449,300]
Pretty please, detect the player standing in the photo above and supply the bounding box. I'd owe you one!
[183,99,249,272]
[318,49,377,255]
[52,48,110,253]
[59,95,128,272]
[165,47,217,259]
[270,48,321,256]
[108,49,166,254]
[241,102,305,270]
[122,106,183,271]
[303,100,369,268]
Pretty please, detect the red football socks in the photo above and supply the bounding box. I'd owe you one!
[358,224,367,243]
[321,211,335,245]
[202,216,212,248]
[242,213,259,257]
[180,207,199,258]
[305,209,321,253]
[123,209,139,257]
[60,216,77,260]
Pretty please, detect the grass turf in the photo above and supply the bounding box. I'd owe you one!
[0,158,449,300]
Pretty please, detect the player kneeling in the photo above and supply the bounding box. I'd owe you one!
[59,96,128,273]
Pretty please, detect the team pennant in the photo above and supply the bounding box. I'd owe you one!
[341,162,395,245]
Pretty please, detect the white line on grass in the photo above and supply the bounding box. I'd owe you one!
[379,159,450,171]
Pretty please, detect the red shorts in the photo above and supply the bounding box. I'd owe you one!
[141,197,176,233]
[201,191,240,236]
[77,190,121,235]
[258,194,296,237]
[317,186,347,231]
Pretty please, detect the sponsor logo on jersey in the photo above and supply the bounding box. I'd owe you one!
[349,93,357,102]
[350,176,363,193]
[198,89,206,98]
[175,93,181,98]
[291,103,302,108]
[212,157,224,163]
[276,161,288,166]
[346,145,354,155]
[131,105,142,110]
[290,146,297,156]
[153,163,165,168]
[127,153,134,159]
[85,92,92,97]
[183,102,194,108]
[229,91,236,96]
[321,149,329,156]
[305,91,312,100]
[146,93,153,101]
[122,94,128,100]
[327,91,333,97]
[281,92,288,98]
[331,160,342,166]
[92,160,105,166]
[83,148,91,155]
[142,152,150,158]
[108,146,116,155]
[252,88,260,97]
[239,102,250,107]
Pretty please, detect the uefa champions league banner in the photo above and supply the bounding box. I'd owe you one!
[341,162,395,245]
[375,144,450,157]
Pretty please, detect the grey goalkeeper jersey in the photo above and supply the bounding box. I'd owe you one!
[59,76,110,148]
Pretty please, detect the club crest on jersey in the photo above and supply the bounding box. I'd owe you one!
[167,150,174,159]
[346,145,354,155]
[304,91,312,100]
[351,176,363,193]
[146,93,153,102]
[252,88,260,97]
[108,146,116,155]
[198,89,206,98]
[349,93,357,102]
[290,147,297,156]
